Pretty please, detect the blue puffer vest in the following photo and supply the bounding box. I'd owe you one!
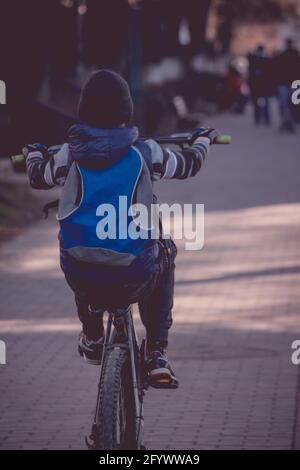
[59,124,159,284]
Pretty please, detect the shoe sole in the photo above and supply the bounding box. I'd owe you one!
[148,368,179,389]
[149,367,172,383]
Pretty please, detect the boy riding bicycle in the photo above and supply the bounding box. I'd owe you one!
[23,70,216,387]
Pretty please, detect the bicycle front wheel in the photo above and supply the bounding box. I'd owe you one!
[96,347,138,450]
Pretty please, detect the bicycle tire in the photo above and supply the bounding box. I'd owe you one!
[96,347,138,450]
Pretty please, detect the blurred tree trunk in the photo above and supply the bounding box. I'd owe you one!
[142,0,213,61]
[186,0,212,55]
[82,0,130,70]
[217,1,235,54]
[128,4,144,130]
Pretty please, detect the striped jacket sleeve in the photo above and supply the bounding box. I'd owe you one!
[26,144,70,189]
[144,136,211,181]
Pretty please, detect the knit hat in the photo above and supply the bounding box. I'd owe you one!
[78,69,134,128]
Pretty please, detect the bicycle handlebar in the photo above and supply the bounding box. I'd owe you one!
[10,131,231,170]
[149,133,231,146]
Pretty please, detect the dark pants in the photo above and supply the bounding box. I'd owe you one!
[277,85,295,131]
[252,96,270,125]
[64,240,176,349]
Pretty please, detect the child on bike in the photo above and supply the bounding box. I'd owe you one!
[23,70,216,387]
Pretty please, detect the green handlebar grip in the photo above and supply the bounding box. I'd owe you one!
[214,135,231,144]
[11,154,25,164]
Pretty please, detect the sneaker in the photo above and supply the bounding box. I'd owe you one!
[78,331,104,365]
[147,350,178,389]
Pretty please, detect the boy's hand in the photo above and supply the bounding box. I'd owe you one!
[191,128,218,145]
[22,143,49,160]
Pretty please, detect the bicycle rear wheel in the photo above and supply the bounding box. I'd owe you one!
[96,347,138,450]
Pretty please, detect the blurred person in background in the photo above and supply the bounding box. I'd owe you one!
[248,45,272,126]
[223,65,247,114]
[275,38,300,132]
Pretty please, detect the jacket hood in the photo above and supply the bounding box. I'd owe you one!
[68,123,139,168]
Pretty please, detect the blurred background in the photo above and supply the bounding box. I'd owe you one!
[1,1,300,451]
[1,0,300,157]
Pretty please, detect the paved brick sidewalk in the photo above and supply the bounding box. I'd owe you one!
[0,111,300,449]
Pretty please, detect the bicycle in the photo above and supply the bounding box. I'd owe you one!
[85,304,176,451]
[11,129,231,450]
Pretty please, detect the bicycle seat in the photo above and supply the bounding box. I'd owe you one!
[88,306,131,316]
[108,306,131,316]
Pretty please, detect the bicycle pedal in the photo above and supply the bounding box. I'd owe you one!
[149,377,179,390]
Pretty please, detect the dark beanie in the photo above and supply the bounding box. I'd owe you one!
[78,69,134,128]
